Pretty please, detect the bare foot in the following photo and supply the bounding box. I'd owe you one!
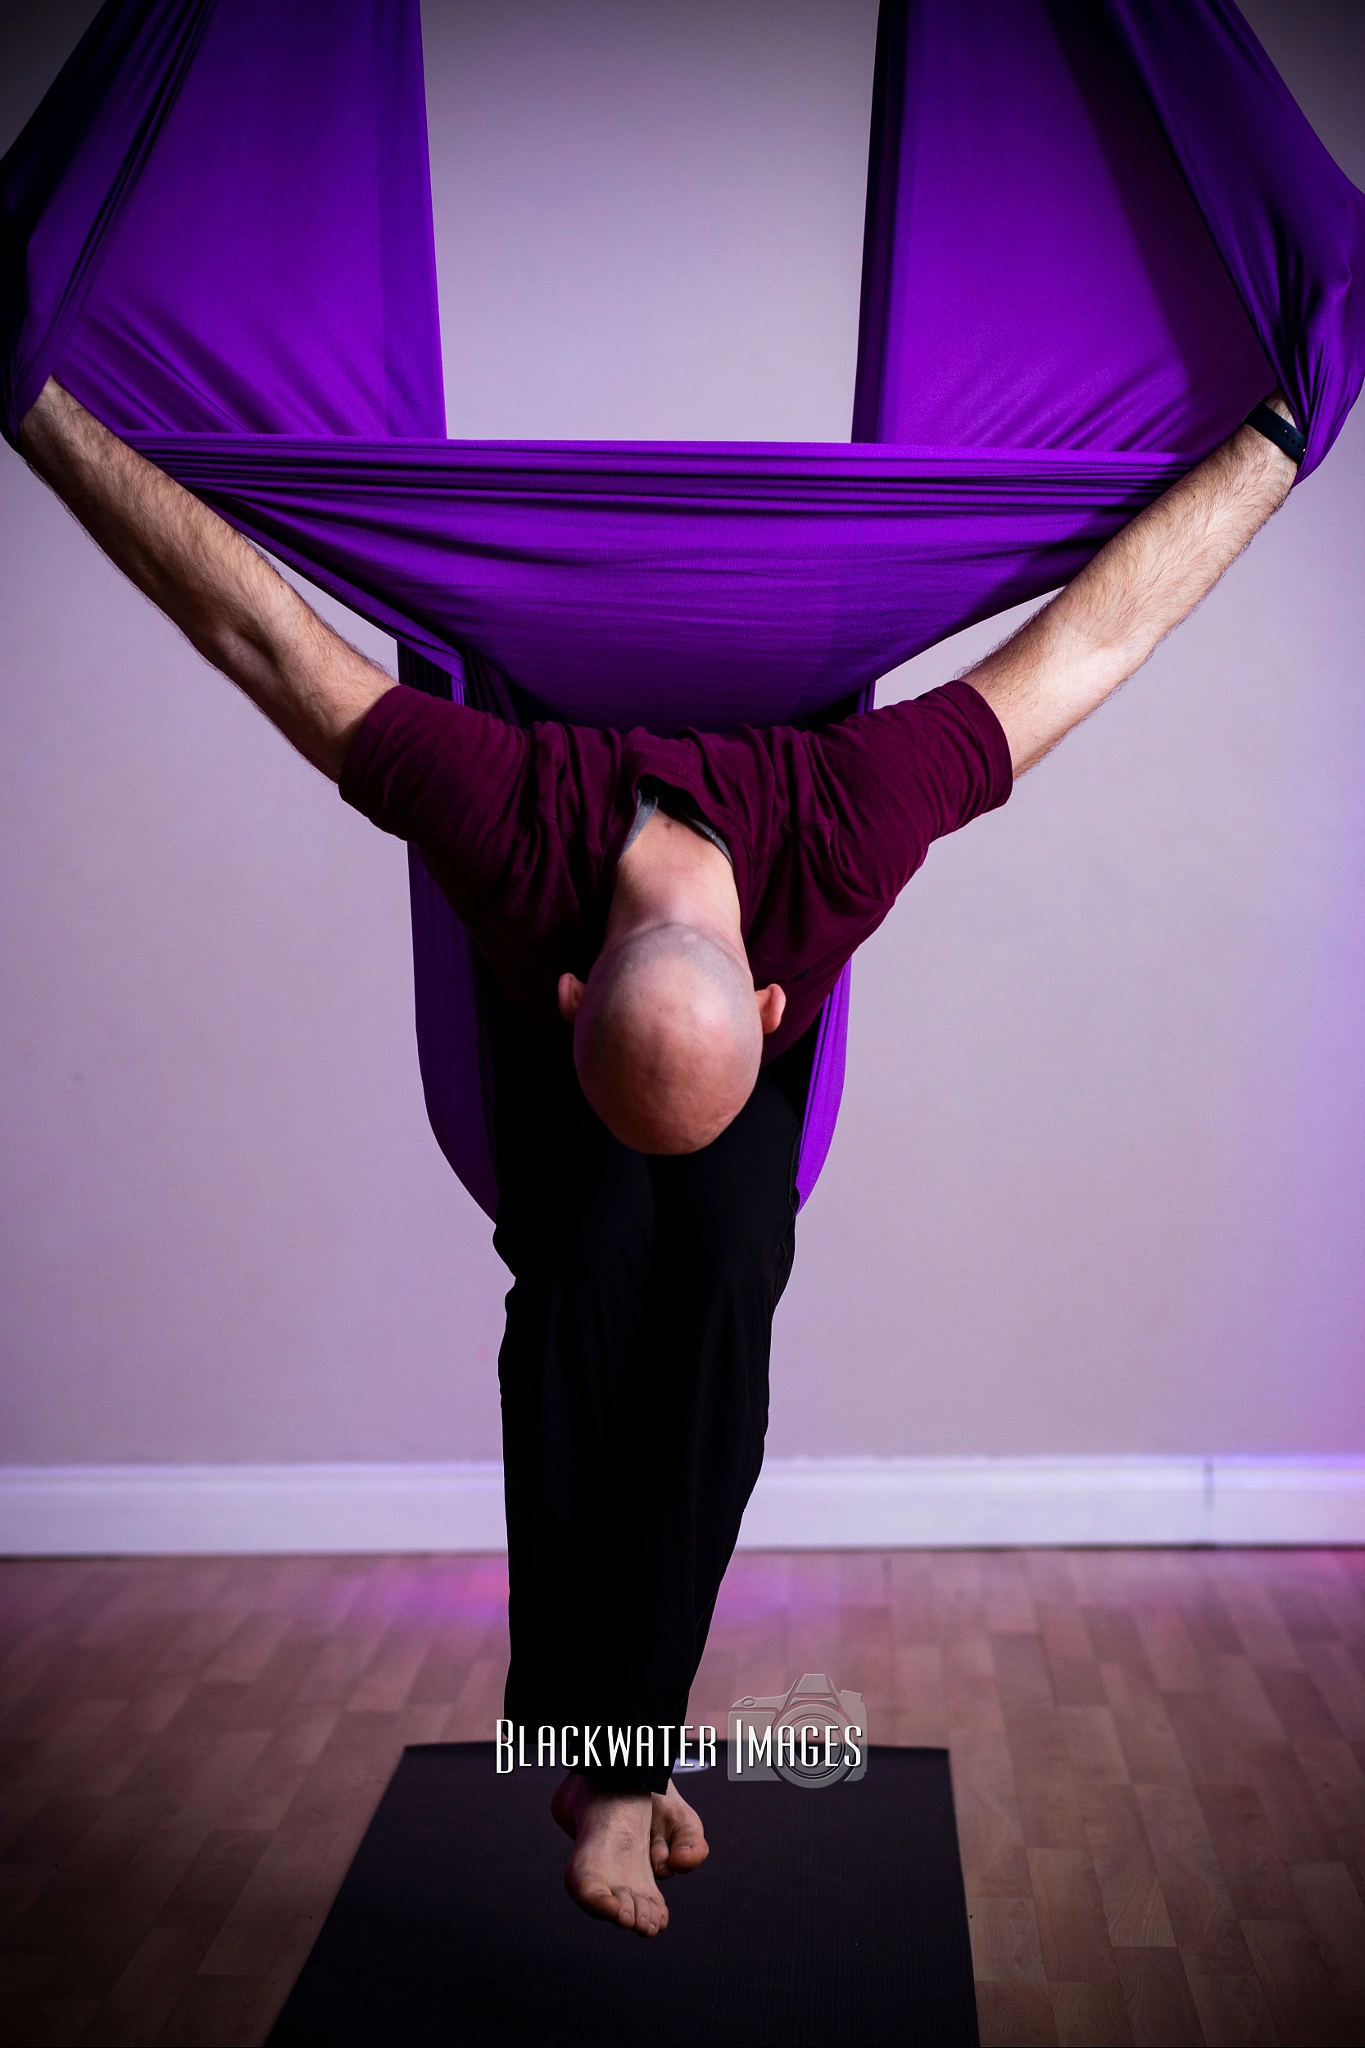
[551,1773,669,1936]
[650,1778,709,1881]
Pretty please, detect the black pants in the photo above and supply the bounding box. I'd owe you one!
[492,999,811,1794]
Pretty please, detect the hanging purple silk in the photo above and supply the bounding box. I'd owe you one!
[2,0,444,440]
[3,0,1362,1218]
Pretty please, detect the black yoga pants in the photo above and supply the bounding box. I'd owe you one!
[491,1000,811,1795]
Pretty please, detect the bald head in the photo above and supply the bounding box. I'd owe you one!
[566,924,765,1153]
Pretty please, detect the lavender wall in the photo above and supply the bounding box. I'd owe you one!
[0,1,1360,1466]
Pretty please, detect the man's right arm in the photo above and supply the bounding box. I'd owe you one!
[17,379,393,780]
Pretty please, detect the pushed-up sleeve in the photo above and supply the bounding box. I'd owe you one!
[339,685,530,911]
[807,680,1013,901]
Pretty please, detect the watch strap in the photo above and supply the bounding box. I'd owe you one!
[1244,402,1306,464]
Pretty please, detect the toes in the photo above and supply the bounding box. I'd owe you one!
[564,1867,670,1936]
[566,1873,634,1927]
[654,1777,712,1875]
[652,1787,709,1876]
[631,1888,667,1937]
[661,1822,708,1875]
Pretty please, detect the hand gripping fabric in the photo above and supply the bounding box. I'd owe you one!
[3,0,1362,1217]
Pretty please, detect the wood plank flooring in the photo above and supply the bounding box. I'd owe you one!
[1,1548,1362,2045]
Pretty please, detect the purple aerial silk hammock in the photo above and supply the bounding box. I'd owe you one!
[4,0,1363,1219]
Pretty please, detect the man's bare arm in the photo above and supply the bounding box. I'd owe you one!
[17,379,393,780]
[967,395,1299,776]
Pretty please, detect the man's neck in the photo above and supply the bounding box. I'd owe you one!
[607,810,744,955]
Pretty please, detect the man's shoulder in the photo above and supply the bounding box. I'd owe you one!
[340,682,534,837]
[812,681,1011,793]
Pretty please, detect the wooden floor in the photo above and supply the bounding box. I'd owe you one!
[1,1550,1362,2046]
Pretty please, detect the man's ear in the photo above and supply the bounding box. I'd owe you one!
[558,972,586,1022]
[755,983,786,1035]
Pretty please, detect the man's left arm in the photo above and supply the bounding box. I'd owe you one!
[966,393,1300,776]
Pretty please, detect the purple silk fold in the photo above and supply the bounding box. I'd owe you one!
[855,0,1275,451]
[3,0,444,442]
[1104,0,1365,479]
[127,436,1190,732]
[3,0,1362,1218]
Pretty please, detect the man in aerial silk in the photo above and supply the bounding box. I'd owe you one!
[4,0,1362,1939]
[16,373,1302,1930]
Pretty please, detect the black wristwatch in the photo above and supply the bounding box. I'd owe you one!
[1244,402,1306,464]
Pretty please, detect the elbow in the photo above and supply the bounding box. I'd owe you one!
[1073,628,1155,703]
[194,615,283,694]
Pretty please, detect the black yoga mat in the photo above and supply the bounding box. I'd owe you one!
[268,1744,979,2048]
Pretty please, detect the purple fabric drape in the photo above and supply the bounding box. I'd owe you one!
[2,0,444,441]
[3,0,1362,1217]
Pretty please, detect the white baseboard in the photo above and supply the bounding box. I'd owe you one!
[737,1455,1365,1549]
[0,1460,508,1559]
[0,1455,1361,1557]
